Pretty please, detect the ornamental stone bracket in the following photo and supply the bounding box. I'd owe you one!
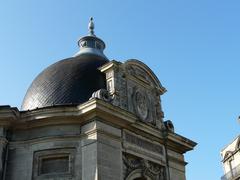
[89,89,112,102]
[123,153,166,180]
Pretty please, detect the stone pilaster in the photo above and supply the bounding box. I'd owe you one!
[81,120,122,180]
[0,127,8,179]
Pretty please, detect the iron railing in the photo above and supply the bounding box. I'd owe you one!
[221,164,240,180]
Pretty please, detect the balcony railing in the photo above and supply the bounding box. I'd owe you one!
[221,164,240,180]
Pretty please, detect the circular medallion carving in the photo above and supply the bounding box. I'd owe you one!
[133,89,149,121]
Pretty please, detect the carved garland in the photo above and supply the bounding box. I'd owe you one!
[123,153,166,180]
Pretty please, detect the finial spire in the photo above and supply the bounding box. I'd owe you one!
[75,17,107,59]
[88,17,95,36]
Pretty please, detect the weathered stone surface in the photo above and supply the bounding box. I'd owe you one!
[0,59,196,180]
[81,121,122,180]
[99,60,166,129]
[123,153,166,180]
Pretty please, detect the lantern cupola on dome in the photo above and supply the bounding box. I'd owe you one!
[74,17,107,59]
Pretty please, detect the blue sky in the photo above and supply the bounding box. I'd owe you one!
[0,1,240,179]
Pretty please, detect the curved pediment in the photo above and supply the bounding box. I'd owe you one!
[99,59,166,129]
[124,59,166,95]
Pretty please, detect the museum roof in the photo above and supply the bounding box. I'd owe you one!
[21,18,109,110]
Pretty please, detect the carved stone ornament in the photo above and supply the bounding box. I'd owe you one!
[133,88,149,121]
[123,153,166,180]
[89,89,111,102]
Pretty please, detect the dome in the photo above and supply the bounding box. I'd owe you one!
[21,55,108,110]
[21,18,109,110]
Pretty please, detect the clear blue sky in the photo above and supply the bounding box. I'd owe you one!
[0,1,239,179]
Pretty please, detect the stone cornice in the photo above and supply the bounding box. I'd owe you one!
[0,105,19,127]
[98,60,121,72]
[0,99,137,130]
[0,100,196,153]
[166,132,197,154]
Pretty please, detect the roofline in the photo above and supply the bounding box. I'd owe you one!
[0,99,196,154]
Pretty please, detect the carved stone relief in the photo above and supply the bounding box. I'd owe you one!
[105,65,128,110]
[123,153,166,180]
[116,69,128,110]
[90,89,111,102]
[124,62,165,127]
[127,82,156,125]
[125,64,155,87]
[132,88,149,122]
[100,60,166,129]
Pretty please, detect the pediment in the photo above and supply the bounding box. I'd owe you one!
[99,59,166,129]
[124,59,166,95]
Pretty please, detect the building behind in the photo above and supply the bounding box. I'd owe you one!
[221,135,240,180]
[0,18,196,180]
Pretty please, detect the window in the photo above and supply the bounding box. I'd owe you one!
[95,41,102,49]
[33,148,75,179]
[80,41,87,48]
[39,154,69,175]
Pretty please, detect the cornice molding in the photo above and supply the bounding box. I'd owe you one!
[0,100,196,153]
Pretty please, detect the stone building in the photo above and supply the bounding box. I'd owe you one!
[0,18,196,180]
[221,135,240,180]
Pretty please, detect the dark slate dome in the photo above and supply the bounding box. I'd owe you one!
[21,18,109,110]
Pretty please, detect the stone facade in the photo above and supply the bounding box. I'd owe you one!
[221,136,240,180]
[0,59,196,180]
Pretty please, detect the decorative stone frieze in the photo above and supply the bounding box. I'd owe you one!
[123,131,166,165]
[124,131,164,155]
